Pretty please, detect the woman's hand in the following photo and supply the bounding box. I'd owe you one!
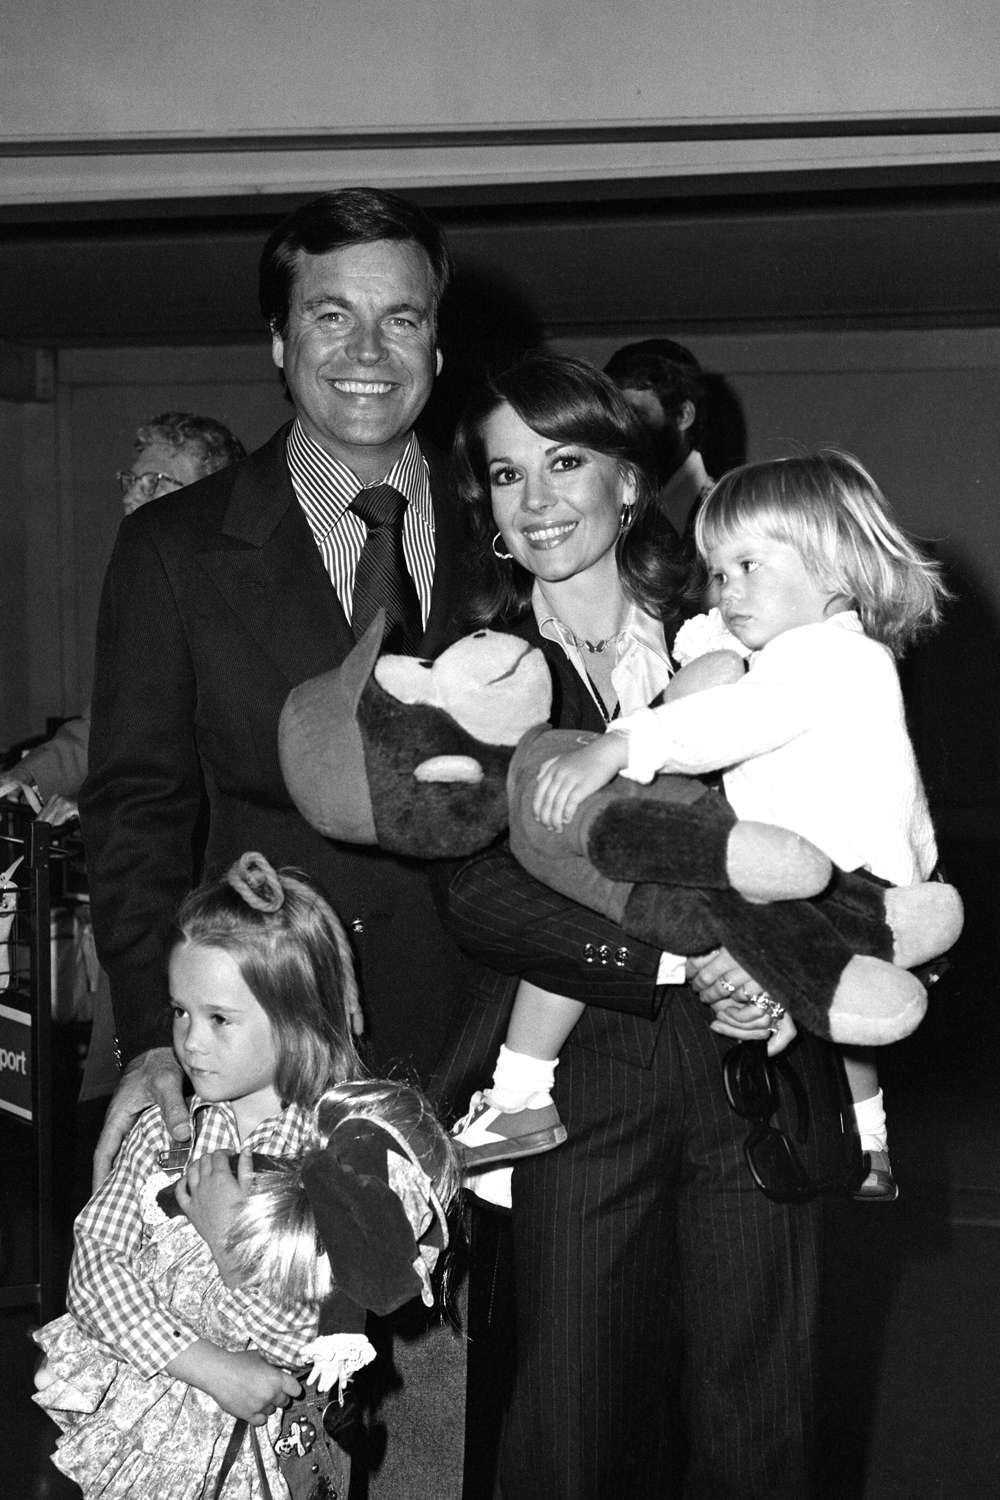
[706,999,798,1056]
[686,949,797,1056]
[175,1147,253,1284]
[532,734,628,830]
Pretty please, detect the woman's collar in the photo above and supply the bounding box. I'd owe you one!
[531,583,673,716]
[531,582,668,653]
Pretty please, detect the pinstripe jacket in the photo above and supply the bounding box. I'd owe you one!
[440,614,674,1072]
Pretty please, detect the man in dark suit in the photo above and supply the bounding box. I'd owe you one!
[81,189,468,1180]
[604,337,713,541]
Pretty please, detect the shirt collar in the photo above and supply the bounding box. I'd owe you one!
[188,1094,314,1151]
[532,583,674,716]
[286,419,433,536]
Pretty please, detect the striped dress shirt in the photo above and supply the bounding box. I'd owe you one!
[285,419,436,627]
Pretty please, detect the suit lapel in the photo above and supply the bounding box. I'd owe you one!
[196,426,356,684]
[196,426,459,681]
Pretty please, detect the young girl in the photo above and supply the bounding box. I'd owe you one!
[32,852,459,1498]
[458,450,948,1201]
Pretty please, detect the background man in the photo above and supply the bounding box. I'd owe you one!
[80,191,467,1179]
[604,337,713,539]
[1,413,245,825]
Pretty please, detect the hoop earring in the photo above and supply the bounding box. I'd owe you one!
[492,532,514,561]
[619,503,634,535]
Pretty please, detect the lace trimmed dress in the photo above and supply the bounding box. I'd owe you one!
[33,1100,317,1499]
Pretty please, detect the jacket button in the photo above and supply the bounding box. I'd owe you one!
[597,944,610,966]
[614,946,629,968]
[583,943,596,964]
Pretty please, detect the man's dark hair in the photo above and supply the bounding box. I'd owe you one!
[259,187,454,336]
[604,338,707,450]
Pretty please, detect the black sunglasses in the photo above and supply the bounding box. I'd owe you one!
[722,1041,866,1204]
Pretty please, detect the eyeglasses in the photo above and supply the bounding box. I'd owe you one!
[116,469,184,499]
[722,1041,865,1204]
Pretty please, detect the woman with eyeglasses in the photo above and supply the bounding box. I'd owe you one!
[434,354,871,1500]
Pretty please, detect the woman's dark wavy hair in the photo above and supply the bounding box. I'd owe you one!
[452,353,689,633]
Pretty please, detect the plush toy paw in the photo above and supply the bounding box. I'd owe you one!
[883,882,964,968]
[620,882,928,1046]
[587,797,832,903]
[726,822,833,903]
[824,955,927,1046]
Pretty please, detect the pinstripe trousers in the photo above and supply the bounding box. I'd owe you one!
[438,967,843,1500]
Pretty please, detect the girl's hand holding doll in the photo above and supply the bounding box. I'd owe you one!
[165,1339,301,1425]
[175,1146,254,1288]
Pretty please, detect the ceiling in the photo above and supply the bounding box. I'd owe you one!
[2,173,999,359]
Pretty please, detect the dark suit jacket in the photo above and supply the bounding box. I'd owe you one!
[81,424,468,1076]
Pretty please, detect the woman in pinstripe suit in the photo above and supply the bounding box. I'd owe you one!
[435,354,854,1499]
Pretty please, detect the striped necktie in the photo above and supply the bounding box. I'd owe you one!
[348,484,423,654]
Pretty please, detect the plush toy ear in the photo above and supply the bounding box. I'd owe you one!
[278,615,384,843]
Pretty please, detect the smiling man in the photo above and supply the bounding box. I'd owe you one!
[270,237,443,482]
[81,190,467,1179]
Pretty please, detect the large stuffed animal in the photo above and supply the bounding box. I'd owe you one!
[278,615,962,1046]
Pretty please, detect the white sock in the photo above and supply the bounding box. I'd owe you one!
[852,1089,889,1153]
[488,1044,558,1112]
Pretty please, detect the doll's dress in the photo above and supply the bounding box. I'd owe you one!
[33,1171,291,1499]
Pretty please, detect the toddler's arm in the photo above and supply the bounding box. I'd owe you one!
[532,732,628,830]
[530,646,747,830]
[165,1339,301,1424]
[665,649,746,701]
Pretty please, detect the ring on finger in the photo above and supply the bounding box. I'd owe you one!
[753,991,786,1023]
[718,978,736,996]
